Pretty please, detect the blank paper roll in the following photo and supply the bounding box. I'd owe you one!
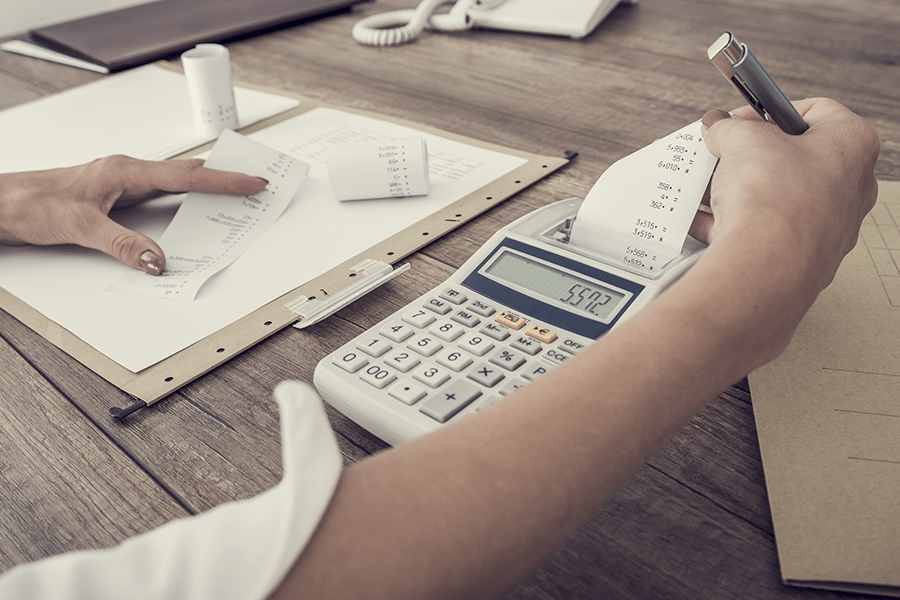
[181,44,240,137]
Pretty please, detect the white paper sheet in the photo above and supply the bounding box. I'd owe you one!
[0,65,298,174]
[327,137,430,201]
[0,40,109,74]
[0,108,526,372]
[182,44,240,138]
[571,121,717,276]
[114,130,309,301]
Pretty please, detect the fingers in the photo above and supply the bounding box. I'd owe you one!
[700,109,735,157]
[689,211,715,243]
[80,213,166,275]
[116,157,269,204]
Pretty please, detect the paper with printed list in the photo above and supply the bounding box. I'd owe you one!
[327,137,430,201]
[572,121,717,276]
[114,130,309,301]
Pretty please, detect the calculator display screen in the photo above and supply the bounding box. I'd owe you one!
[483,249,627,322]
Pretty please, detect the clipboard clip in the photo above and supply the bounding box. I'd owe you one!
[288,259,411,329]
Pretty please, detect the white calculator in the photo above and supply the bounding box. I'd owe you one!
[314,198,705,445]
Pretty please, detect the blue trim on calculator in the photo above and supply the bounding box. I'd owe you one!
[461,238,644,340]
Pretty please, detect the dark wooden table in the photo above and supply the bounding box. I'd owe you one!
[1,1,898,597]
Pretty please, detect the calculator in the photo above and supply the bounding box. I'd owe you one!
[313,198,705,445]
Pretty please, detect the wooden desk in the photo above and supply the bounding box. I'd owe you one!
[1,1,898,597]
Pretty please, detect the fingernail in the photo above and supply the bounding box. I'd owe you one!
[139,250,162,276]
[254,177,269,186]
[702,109,732,130]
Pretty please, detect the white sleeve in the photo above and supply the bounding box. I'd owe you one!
[0,381,342,600]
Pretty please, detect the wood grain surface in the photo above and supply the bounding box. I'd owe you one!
[1,0,898,597]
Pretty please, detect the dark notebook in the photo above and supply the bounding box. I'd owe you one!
[29,0,367,72]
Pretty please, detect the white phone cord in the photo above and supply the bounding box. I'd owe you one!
[352,0,475,47]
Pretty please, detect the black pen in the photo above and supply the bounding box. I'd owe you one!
[708,31,809,135]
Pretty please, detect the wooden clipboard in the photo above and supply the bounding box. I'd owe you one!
[0,72,570,415]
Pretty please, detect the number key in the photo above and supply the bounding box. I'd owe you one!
[424,297,452,315]
[381,321,415,343]
[358,363,396,389]
[332,350,368,373]
[403,309,435,329]
[356,336,391,358]
[429,318,465,342]
[457,332,495,356]
[383,350,421,373]
[412,364,452,388]
[407,334,444,357]
[435,347,473,372]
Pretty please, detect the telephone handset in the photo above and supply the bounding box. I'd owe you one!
[352,0,636,47]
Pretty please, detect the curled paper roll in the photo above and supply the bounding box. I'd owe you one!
[181,44,240,137]
[327,137,431,202]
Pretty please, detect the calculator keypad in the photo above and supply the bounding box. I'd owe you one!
[325,285,590,431]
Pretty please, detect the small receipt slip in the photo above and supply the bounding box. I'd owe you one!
[116,130,309,301]
[327,137,430,201]
[572,121,717,276]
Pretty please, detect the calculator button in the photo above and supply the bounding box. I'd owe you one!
[451,309,481,328]
[407,334,444,357]
[429,318,465,342]
[510,334,542,356]
[489,348,527,372]
[439,288,468,305]
[435,348,473,372]
[420,379,483,423]
[358,363,396,389]
[525,325,558,344]
[332,350,368,373]
[559,338,586,354]
[495,311,527,330]
[388,379,429,405]
[467,363,505,387]
[381,321,415,343]
[521,362,551,381]
[498,377,528,396]
[479,322,511,341]
[383,349,421,373]
[424,297,453,315]
[403,309,436,329]
[543,348,570,366]
[356,336,392,358]
[456,332,495,357]
[468,300,496,317]
[412,364,452,388]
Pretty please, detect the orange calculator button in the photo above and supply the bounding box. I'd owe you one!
[495,311,527,330]
[525,325,558,344]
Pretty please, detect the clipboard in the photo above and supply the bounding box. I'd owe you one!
[0,70,570,417]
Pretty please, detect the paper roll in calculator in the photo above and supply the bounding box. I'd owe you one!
[572,120,718,276]
[327,137,431,201]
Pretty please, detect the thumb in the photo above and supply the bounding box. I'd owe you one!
[700,109,734,157]
[83,214,166,275]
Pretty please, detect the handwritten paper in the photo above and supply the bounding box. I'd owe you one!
[115,130,309,300]
[182,44,240,138]
[572,121,717,276]
[327,137,430,201]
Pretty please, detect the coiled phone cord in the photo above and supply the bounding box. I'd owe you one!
[352,0,479,47]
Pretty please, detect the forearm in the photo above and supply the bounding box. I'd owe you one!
[274,224,816,600]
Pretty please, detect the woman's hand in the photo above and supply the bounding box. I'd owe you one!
[692,98,880,293]
[0,155,268,274]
